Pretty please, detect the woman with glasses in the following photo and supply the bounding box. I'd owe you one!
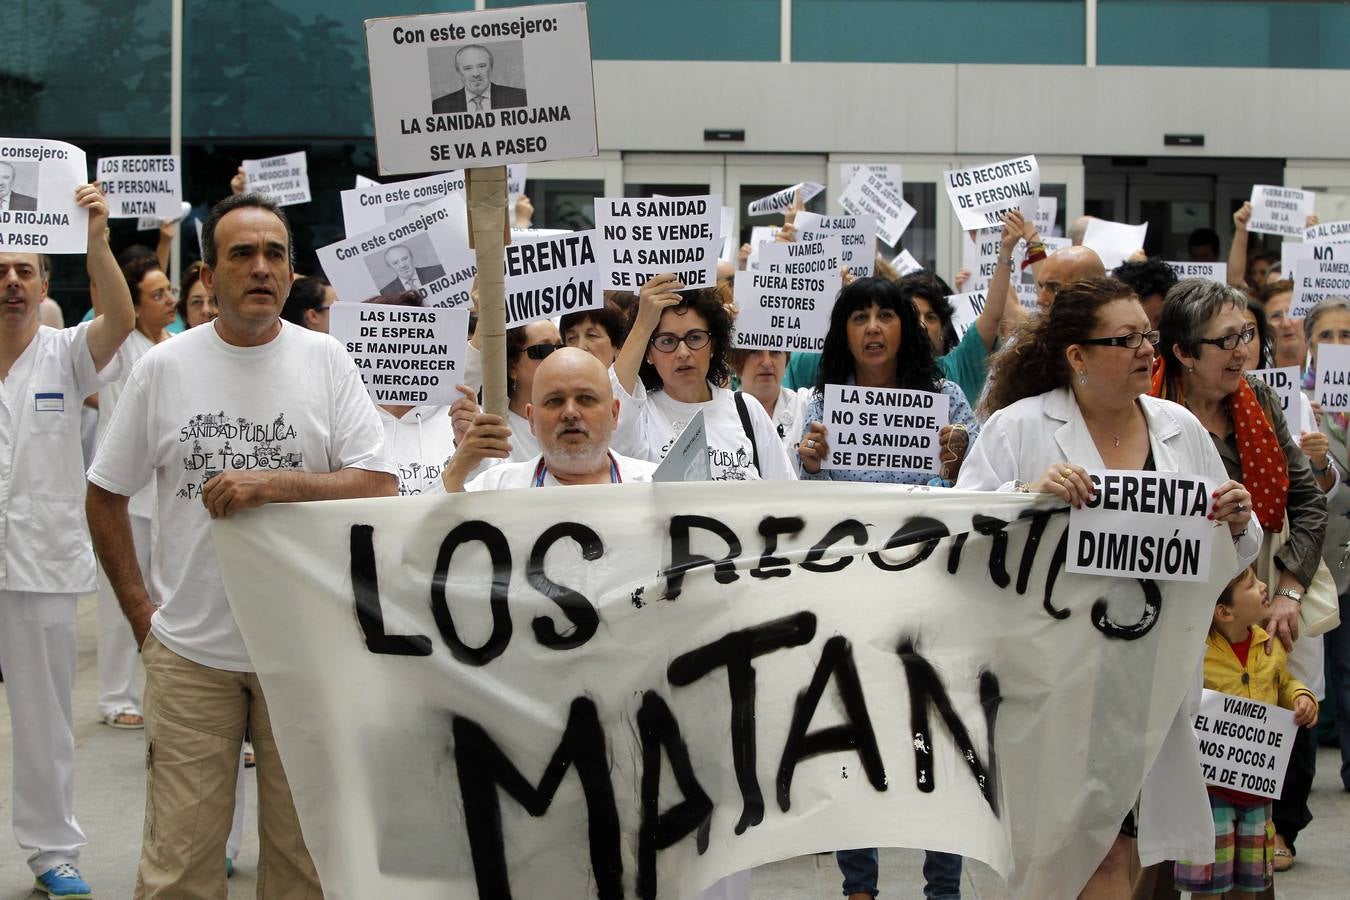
[1261,280,1306,371]
[958,277,1260,900]
[612,272,794,481]
[503,319,565,461]
[177,261,219,329]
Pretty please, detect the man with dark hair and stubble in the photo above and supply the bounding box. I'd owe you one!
[431,44,528,113]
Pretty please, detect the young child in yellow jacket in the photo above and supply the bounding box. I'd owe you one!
[1174,565,1318,898]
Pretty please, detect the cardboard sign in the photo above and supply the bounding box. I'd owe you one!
[1164,260,1227,285]
[330,304,469,406]
[840,163,901,194]
[947,291,987,340]
[747,181,824,217]
[652,410,710,482]
[943,155,1039,231]
[503,228,601,327]
[822,384,948,473]
[364,3,597,174]
[1246,367,1300,433]
[1291,249,1350,318]
[1304,220,1350,244]
[0,138,89,254]
[96,155,181,219]
[732,238,842,353]
[1068,470,1215,582]
[1248,185,1314,238]
[317,194,476,308]
[839,170,915,247]
[1034,196,1058,236]
[1082,218,1148,271]
[960,227,1002,294]
[1316,343,1350,412]
[1195,689,1298,800]
[242,152,311,207]
[594,194,720,290]
[891,248,923,276]
[794,212,876,280]
[341,170,467,237]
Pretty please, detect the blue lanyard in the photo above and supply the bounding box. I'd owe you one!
[532,454,622,487]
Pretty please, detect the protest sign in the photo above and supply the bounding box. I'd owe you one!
[839,170,915,247]
[1248,186,1314,238]
[96,155,180,219]
[330,304,468,407]
[746,225,778,271]
[317,195,476,308]
[214,481,1237,899]
[364,4,598,174]
[840,163,901,194]
[1282,240,1317,282]
[242,152,311,207]
[732,239,842,353]
[0,138,88,254]
[652,410,710,482]
[795,212,876,280]
[1247,367,1300,433]
[1034,196,1058,236]
[1304,220,1350,244]
[355,174,381,189]
[1316,343,1350,412]
[719,206,736,263]
[1291,247,1350,317]
[960,228,1001,294]
[504,228,600,327]
[891,248,923,276]
[1082,218,1148,270]
[821,384,947,473]
[747,181,824,217]
[137,200,191,232]
[942,156,1039,231]
[594,194,720,290]
[1194,689,1298,800]
[1164,261,1227,285]
[1069,470,1216,582]
[341,170,467,237]
[507,163,528,197]
[947,291,987,340]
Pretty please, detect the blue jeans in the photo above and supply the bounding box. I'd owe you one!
[835,848,962,898]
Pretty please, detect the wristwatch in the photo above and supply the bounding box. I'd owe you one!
[1274,587,1304,604]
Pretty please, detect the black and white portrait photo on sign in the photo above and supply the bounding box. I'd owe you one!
[365,235,445,298]
[428,41,527,113]
[0,159,39,211]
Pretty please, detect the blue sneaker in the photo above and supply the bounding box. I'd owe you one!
[35,863,92,898]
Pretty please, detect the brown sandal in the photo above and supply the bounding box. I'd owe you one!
[1273,834,1295,872]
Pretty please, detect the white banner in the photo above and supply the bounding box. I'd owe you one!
[1068,470,1216,583]
[242,151,311,207]
[947,291,987,340]
[594,194,720,290]
[942,156,1039,231]
[364,3,598,174]
[0,138,89,254]
[732,238,842,353]
[1247,366,1300,433]
[1082,219,1148,271]
[1316,343,1350,412]
[340,170,467,238]
[96,155,181,220]
[1164,261,1227,285]
[214,483,1236,899]
[839,171,915,247]
[1195,689,1298,800]
[504,229,601,327]
[747,181,824,217]
[821,384,947,473]
[1303,220,1350,244]
[795,212,875,280]
[1248,186,1314,238]
[330,304,469,406]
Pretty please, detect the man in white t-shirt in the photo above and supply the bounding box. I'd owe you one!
[86,193,398,899]
[443,347,655,490]
[0,184,135,899]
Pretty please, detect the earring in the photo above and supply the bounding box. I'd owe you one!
[1077,371,1087,385]
[1186,365,1195,373]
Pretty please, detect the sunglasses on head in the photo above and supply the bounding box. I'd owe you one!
[524,342,562,360]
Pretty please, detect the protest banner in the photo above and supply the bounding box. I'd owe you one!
[594,194,720,290]
[1247,366,1300,433]
[1081,218,1148,270]
[891,248,923,276]
[747,182,824,217]
[1164,261,1227,285]
[137,200,191,232]
[947,291,987,340]
[1291,248,1350,317]
[1068,470,1216,582]
[960,228,1001,294]
[1194,689,1298,800]
[821,384,947,473]
[1248,186,1314,238]
[364,4,597,174]
[652,411,710,482]
[942,156,1039,231]
[840,163,901,194]
[732,238,842,353]
[839,170,915,247]
[1034,196,1058,236]
[341,170,467,237]
[504,228,600,327]
[0,138,89,254]
[1316,343,1350,412]
[1304,220,1350,244]
[214,481,1237,899]
[745,225,778,271]
[795,212,875,280]
[96,155,180,219]
[242,151,310,207]
[330,304,468,407]
[317,195,476,308]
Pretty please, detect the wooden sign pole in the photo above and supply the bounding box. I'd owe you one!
[466,165,511,417]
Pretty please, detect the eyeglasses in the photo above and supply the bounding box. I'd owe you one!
[524,342,562,361]
[649,330,712,353]
[149,287,178,302]
[1193,325,1257,352]
[1080,330,1160,350]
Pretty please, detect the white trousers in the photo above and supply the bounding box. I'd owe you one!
[697,870,751,900]
[0,590,86,873]
[95,513,149,718]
